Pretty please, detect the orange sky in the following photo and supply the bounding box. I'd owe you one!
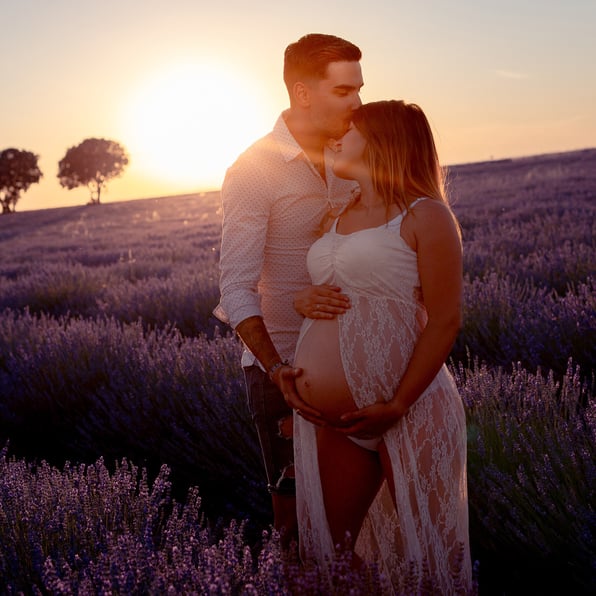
[2,0,595,211]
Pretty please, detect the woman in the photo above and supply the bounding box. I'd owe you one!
[290,100,472,594]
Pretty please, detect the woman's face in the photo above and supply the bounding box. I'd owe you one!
[332,123,368,181]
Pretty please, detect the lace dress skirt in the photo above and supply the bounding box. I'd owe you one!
[294,292,472,594]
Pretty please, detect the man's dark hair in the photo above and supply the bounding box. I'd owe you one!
[283,33,361,91]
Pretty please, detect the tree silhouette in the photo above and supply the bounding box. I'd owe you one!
[58,138,129,204]
[0,148,43,214]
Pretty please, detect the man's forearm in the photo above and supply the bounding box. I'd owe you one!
[235,316,283,371]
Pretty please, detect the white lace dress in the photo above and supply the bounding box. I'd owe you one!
[293,201,472,594]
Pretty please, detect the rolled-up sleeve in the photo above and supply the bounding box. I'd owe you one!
[214,154,271,329]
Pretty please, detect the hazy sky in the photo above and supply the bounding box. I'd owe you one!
[2,0,595,211]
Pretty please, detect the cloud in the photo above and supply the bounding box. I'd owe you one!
[494,69,528,80]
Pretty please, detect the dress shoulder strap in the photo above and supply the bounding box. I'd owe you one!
[387,197,430,230]
[408,197,428,210]
[391,197,429,223]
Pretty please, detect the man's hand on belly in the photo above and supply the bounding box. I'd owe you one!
[293,284,351,319]
[274,365,330,427]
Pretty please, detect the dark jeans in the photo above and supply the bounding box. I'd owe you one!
[243,365,295,495]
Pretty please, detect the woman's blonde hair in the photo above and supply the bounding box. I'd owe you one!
[352,100,448,212]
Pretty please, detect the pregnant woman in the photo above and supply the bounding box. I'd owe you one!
[290,100,472,594]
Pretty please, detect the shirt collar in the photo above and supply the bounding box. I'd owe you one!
[273,110,305,163]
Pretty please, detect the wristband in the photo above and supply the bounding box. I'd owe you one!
[268,359,289,380]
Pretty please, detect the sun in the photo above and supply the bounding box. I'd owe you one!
[121,62,271,189]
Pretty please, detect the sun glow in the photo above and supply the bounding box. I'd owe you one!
[121,62,271,190]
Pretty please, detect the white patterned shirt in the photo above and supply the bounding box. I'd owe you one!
[214,111,357,367]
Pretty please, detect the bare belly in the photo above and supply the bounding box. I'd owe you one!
[294,318,358,424]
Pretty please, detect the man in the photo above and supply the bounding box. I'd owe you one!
[214,33,363,541]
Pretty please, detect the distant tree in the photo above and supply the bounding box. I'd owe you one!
[0,148,43,214]
[58,138,129,205]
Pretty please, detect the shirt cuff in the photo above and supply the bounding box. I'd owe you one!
[216,303,262,331]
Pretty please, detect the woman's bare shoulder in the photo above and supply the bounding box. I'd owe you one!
[402,198,460,249]
[411,198,458,228]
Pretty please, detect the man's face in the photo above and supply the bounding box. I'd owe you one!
[307,61,363,140]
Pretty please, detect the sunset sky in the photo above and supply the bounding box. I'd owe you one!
[2,0,595,211]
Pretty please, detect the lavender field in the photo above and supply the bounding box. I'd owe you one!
[0,149,595,594]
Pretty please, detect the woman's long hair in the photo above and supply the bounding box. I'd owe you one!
[352,100,448,212]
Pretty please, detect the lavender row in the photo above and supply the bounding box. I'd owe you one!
[1,266,593,377]
[1,359,592,592]
[453,274,595,376]
[0,150,594,591]
[0,310,267,520]
[449,149,595,292]
[0,449,389,594]
[454,359,595,592]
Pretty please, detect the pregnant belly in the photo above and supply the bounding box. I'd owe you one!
[294,318,357,424]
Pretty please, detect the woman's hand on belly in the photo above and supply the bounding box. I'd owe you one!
[336,399,407,439]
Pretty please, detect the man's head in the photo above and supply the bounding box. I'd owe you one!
[284,34,363,140]
[283,33,361,91]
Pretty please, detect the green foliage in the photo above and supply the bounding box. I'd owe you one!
[0,148,43,213]
[57,138,129,204]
